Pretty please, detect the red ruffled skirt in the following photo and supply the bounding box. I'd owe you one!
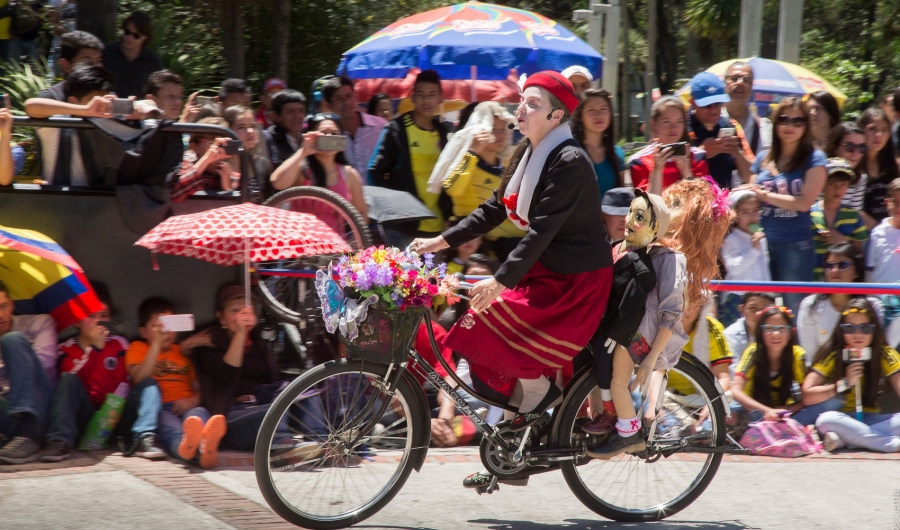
[443,262,612,404]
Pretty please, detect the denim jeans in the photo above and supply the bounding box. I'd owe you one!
[0,333,52,440]
[767,239,815,314]
[157,403,213,458]
[112,378,163,443]
[790,397,844,426]
[816,410,900,453]
[46,373,98,447]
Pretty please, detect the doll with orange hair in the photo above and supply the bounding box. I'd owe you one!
[587,177,732,459]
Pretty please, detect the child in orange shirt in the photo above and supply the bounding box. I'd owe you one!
[125,298,225,468]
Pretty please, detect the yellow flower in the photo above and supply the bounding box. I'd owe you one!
[373,250,387,264]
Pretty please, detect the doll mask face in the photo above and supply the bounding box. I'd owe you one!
[624,196,658,248]
[665,193,685,235]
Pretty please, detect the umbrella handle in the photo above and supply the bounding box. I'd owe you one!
[245,237,251,307]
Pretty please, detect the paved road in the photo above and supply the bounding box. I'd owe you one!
[1,449,896,530]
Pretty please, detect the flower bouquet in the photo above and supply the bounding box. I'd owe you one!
[316,246,460,363]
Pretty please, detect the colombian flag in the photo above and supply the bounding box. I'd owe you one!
[0,225,102,329]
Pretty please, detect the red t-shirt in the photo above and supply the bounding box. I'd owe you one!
[411,321,457,387]
[627,143,710,191]
[58,336,130,407]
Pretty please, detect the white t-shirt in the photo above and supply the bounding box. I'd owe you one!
[866,218,900,284]
[720,228,771,289]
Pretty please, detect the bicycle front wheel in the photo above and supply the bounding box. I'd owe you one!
[558,354,726,522]
[255,360,426,529]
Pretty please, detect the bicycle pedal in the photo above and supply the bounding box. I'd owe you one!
[476,475,500,495]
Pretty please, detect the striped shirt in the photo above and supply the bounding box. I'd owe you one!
[840,173,867,211]
[810,201,868,280]
[344,112,387,184]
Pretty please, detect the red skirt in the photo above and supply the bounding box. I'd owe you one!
[443,262,612,403]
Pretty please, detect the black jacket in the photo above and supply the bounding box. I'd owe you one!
[368,113,450,232]
[443,138,612,287]
[266,125,300,169]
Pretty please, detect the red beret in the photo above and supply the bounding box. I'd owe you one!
[522,71,579,114]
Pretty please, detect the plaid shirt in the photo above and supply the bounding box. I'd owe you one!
[170,159,227,203]
[344,112,386,184]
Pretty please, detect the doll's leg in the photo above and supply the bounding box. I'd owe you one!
[642,369,666,424]
[586,345,647,458]
[610,345,637,422]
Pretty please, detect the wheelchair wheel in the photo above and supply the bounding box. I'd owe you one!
[255,360,426,529]
[558,354,726,522]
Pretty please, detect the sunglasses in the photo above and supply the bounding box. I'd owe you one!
[776,115,807,128]
[823,260,852,272]
[840,142,868,154]
[839,323,876,335]
[123,29,143,39]
[726,75,752,84]
[761,324,790,335]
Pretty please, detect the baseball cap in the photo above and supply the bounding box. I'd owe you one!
[729,189,758,208]
[825,157,855,181]
[690,72,730,107]
[601,187,633,216]
[263,78,287,92]
[561,65,593,83]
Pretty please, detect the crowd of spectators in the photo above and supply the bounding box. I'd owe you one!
[2,12,900,461]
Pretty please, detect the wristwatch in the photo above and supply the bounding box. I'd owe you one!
[835,378,851,395]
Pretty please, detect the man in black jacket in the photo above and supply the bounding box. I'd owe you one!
[368,69,449,248]
[265,89,307,170]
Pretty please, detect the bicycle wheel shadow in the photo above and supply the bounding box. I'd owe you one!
[466,520,756,530]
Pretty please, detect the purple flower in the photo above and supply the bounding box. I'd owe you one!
[423,253,434,269]
[355,269,373,290]
[438,262,447,275]
[375,264,394,287]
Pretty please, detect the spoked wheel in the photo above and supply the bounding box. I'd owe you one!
[257,186,373,324]
[558,354,726,522]
[255,360,426,530]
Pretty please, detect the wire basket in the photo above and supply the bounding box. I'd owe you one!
[339,307,425,363]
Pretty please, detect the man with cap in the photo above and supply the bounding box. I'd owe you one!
[321,75,387,181]
[601,187,631,241]
[810,157,869,279]
[561,66,593,97]
[257,78,285,129]
[688,71,754,189]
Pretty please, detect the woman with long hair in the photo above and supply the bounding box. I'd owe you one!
[797,243,884,364]
[804,297,900,452]
[269,113,368,222]
[627,95,709,193]
[739,97,827,314]
[411,72,613,487]
[367,93,394,122]
[223,105,273,200]
[732,306,808,421]
[571,88,624,198]
[806,91,841,149]
[858,108,900,227]
[827,122,868,212]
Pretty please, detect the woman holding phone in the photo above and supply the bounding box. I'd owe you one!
[224,105,273,200]
[627,96,709,193]
[803,297,900,452]
[269,113,368,222]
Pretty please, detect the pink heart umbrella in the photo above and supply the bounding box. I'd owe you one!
[135,203,353,305]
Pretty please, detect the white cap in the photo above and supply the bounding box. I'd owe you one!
[561,65,593,82]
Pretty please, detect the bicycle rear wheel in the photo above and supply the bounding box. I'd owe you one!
[255,360,425,530]
[558,354,726,522]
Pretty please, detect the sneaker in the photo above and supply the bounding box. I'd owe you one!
[585,430,646,460]
[0,437,41,465]
[462,471,528,489]
[581,411,617,436]
[133,433,166,460]
[198,415,227,469]
[822,432,845,453]
[496,411,550,433]
[177,416,204,461]
[271,441,322,469]
[40,440,71,463]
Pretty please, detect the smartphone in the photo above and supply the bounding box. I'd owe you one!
[718,127,736,138]
[659,141,687,157]
[842,347,872,363]
[315,134,348,152]
[223,139,243,155]
[111,98,134,116]
[196,96,216,107]
[159,314,195,332]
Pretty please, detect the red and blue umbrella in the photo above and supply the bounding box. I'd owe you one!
[339,1,603,101]
[0,225,102,329]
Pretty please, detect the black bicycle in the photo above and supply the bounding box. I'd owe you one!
[254,301,743,529]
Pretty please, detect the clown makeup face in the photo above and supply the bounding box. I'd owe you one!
[624,196,658,248]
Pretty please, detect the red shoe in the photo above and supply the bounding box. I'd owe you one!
[582,411,617,436]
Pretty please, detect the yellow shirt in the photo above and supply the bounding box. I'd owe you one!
[811,346,900,413]
[736,344,807,407]
[405,114,444,233]
[668,315,733,395]
[0,1,10,40]
[443,151,526,240]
